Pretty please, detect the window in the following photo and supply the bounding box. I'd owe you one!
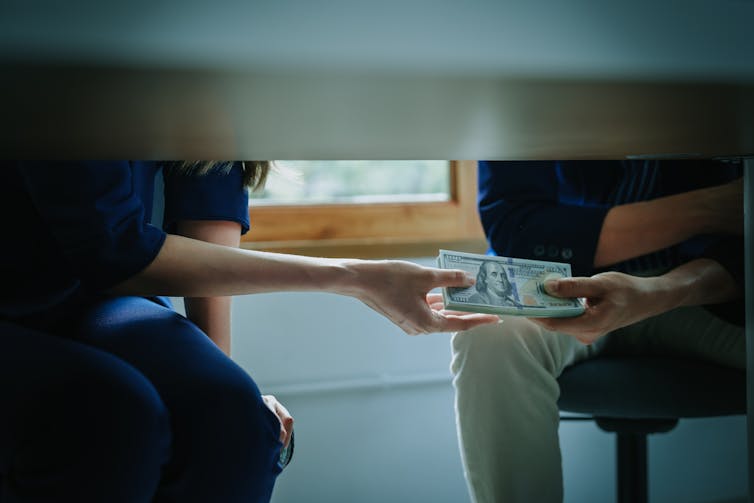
[241,160,486,258]
[253,160,451,205]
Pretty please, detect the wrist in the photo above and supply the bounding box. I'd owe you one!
[644,272,691,313]
[327,258,366,297]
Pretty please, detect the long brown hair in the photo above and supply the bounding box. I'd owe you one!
[167,161,270,192]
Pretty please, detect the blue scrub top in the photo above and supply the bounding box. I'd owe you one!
[0,161,250,318]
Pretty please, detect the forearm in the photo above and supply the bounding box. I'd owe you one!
[647,258,740,313]
[594,190,707,268]
[535,258,741,343]
[594,179,742,268]
[111,218,351,355]
[108,233,357,298]
[105,229,497,336]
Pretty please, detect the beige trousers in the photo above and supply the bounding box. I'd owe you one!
[450,306,745,503]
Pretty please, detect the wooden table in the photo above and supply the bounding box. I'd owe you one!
[2,65,752,160]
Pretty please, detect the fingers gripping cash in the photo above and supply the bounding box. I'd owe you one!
[437,250,585,318]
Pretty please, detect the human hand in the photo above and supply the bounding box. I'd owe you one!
[528,272,663,344]
[425,291,502,327]
[262,394,294,448]
[347,260,500,335]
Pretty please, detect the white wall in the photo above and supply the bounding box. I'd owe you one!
[176,256,746,503]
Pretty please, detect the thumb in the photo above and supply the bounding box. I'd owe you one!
[432,268,475,288]
[544,277,604,298]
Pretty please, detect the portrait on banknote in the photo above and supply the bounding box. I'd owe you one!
[467,260,522,308]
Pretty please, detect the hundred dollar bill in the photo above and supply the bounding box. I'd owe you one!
[437,250,585,318]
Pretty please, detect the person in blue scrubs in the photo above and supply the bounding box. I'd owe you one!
[0,161,498,503]
[451,160,745,503]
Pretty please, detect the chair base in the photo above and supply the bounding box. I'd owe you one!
[595,417,679,503]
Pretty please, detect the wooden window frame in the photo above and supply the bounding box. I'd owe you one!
[241,160,486,258]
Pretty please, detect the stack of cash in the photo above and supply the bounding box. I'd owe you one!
[437,250,585,318]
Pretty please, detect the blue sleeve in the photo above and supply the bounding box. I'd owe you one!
[19,161,167,291]
[162,162,251,235]
[478,161,610,277]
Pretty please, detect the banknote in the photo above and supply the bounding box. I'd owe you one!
[437,250,585,318]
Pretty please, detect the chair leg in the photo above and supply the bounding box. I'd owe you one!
[616,432,648,503]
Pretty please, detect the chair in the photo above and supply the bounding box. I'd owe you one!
[557,356,746,503]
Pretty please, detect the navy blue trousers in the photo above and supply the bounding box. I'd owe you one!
[0,296,283,503]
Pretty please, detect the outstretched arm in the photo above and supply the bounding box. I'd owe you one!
[108,234,500,335]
